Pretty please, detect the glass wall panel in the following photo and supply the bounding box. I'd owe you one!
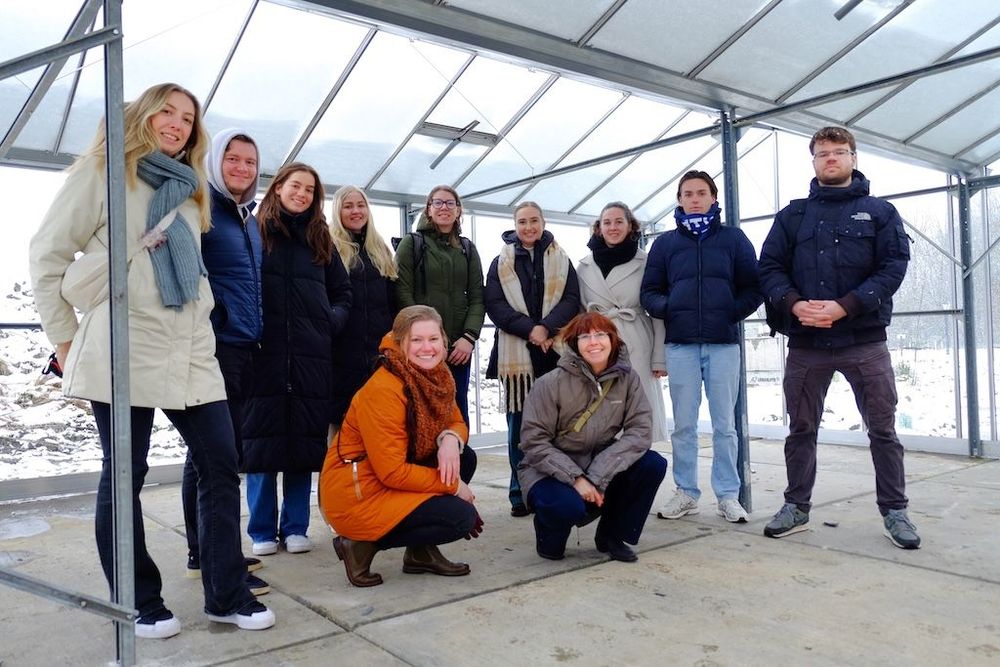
[891,193,959,313]
[17,57,80,151]
[737,131,777,220]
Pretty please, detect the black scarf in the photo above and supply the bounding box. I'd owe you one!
[588,234,639,278]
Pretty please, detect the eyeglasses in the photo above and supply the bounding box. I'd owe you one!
[577,332,610,343]
[813,149,854,160]
[430,199,458,210]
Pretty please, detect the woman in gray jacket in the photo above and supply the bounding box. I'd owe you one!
[518,312,667,562]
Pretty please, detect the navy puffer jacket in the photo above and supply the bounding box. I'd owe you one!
[243,211,352,473]
[758,171,909,349]
[640,213,763,344]
[202,185,262,346]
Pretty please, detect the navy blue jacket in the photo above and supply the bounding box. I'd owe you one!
[758,170,909,349]
[202,185,262,346]
[330,234,396,426]
[242,212,352,473]
[640,213,763,344]
[485,230,580,379]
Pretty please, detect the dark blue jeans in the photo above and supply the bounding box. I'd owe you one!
[93,400,253,617]
[182,343,253,558]
[528,450,667,557]
[782,341,908,514]
[449,360,471,426]
[507,411,525,508]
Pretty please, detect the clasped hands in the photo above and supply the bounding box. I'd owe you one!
[792,299,846,329]
[528,324,554,353]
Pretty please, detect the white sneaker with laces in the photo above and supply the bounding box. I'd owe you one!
[252,540,278,556]
[657,491,699,519]
[206,600,275,631]
[716,498,749,523]
[134,611,181,639]
[284,535,312,554]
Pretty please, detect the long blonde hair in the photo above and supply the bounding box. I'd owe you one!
[330,185,398,280]
[80,82,211,231]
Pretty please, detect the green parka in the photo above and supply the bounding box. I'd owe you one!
[394,214,485,345]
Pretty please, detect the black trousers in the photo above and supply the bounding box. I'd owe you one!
[782,341,908,514]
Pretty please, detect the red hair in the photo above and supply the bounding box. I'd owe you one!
[562,312,622,366]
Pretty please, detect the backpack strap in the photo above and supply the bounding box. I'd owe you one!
[765,198,808,338]
[558,377,616,437]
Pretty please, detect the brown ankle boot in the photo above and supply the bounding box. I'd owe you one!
[333,536,383,587]
[402,544,470,576]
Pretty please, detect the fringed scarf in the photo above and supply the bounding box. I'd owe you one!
[496,238,569,413]
[136,152,207,309]
[675,201,720,238]
[379,341,457,465]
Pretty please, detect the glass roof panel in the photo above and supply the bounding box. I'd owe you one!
[17,56,81,151]
[912,87,1000,156]
[427,57,551,134]
[577,112,719,216]
[960,131,1000,165]
[786,0,999,114]
[517,157,631,212]
[296,33,469,187]
[458,78,624,195]
[700,0,901,100]
[589,0,772,75]
[465,185,533,207]
[372,134,488,195]
[0,0,84,138]
[853,24,1000,140]
[59,0,251,155]
[444,0,617,41]
[205,2,368,172]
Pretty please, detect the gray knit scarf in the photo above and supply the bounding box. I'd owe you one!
[136,152,207,309]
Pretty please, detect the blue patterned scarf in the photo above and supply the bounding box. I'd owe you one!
[136,152,207,309]
[675,201,720,238]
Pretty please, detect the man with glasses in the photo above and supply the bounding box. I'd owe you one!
[758,126,919,549]
[640,170,763,524]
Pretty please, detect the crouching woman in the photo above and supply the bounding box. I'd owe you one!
[319,305,481,587]
[519,312,667,562]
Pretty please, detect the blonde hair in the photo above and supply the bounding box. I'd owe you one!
[392,305,448,350]
[330,185,398,280]
[80,82,211,231]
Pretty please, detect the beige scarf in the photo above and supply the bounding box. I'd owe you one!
[497,239,569,413]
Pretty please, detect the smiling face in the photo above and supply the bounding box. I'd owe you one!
[812,139,856,187]
[221,139,258,199]
[339,190,369,232]
[599,206,630,246]
[427,188,460,234]
[678,177,717,215]
[277,170,316,214]
[149,90,195,157]
[514,205,544,248]
[577,329,612,374]
[405,319,447,370]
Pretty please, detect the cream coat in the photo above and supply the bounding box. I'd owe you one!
[29,155,225,409]
[577,249,668,442]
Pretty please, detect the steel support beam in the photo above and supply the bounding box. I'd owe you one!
[0,26,119,83]
[957,178,982,457]
[719,109,752,510]
[0,0,103,160]
[0,567,134,623]
[102,0,136,661]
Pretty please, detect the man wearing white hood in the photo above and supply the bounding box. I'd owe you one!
[181,129,268,591]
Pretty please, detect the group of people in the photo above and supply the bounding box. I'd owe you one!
[27,79,920,640]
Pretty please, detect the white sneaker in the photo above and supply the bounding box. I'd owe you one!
[134,611,181,639]
[716,498,749,523]
[206,600,275,631]
[657,491,699,519]
[284,534,312,554]
[252,540,278,556]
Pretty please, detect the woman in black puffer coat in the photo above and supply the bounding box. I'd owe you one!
[243,162,351,557]
[328,185,398,428]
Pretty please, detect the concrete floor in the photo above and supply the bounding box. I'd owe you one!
[1,439,999,666]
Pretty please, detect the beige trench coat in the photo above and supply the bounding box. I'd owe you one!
[29,155,225,409]
[577,249,668,442]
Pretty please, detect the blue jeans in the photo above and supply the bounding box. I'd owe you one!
[92,401,252,617]
[246,471,313,543]
[507,411,525,508]
[449,360,471,426]
[528,450,667,557]
[666,343,741,502]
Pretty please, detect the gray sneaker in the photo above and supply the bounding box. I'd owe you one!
[763,503,809,538]
[657,491,699,519]
[716,498,749,523]
[883,509,921,549]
